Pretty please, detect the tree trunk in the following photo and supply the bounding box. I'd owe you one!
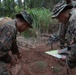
[24,0,26,9]
[17,0,22,8]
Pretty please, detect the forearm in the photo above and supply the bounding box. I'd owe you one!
[11,40,20,55]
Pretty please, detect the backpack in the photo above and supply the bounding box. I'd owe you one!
[0,17,13,26]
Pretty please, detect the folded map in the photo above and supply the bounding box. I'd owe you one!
[45,50,66,59]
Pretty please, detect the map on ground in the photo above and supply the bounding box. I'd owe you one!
[45,50,66,59]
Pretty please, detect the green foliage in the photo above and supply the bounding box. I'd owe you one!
[23,8,51,37]
[52,66,62,74]
[28,8,51,32]
[25,0,61,10]
[30,61,48,73]
[22,29,33,38]
[23,8,59,38]
[15,6,21,13]
[0,0,61,17]
[0,0,59,38]
[0,0,15,17]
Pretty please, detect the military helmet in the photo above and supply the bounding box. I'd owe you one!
[51,1,73,19]
[16,10,33,28]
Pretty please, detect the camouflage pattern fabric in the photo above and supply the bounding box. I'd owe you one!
[0,20,19,56]
[52,0,76,69]
[58,8,76,48]
[51,1,67,18]
[51,1,72,18]
[0,20,20,74]
[0,62,8,75]
[63,9,76,69]
[58,23,68,48]
[16,10,33,28]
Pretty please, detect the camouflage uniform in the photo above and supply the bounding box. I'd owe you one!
[0,20,19,75]
[0,11,33,74]
[58,23,68,48]
[65,9,76,69]
[52,1,76,69]
[58,8,76,49]
[0,62,9,75]
[52,1,72,48]
[58,5,76,69]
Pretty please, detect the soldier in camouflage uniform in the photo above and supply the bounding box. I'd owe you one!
[52,1,76,69]
[0,10,33,75]
[51,1,68,49]
[58,1,76,49]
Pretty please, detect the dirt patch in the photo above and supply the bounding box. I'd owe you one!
[7,36,76,75]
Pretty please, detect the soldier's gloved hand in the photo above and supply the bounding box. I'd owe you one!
[58,48,68,54]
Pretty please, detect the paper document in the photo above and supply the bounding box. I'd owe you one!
[45,50,66,59]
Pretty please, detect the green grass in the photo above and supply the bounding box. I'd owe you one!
[23,8,59,38]
[52,65,62,74]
